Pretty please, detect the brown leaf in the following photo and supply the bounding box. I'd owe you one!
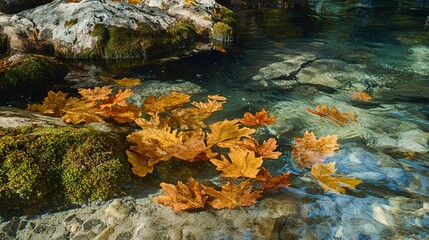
[27,91,68,116]
[203,181,262,210]
[210,147,263,179]
[100,89,133,110]
[351,92,372,102]
[311,162,362,194]
[241,137,281,159]
[206,119,256,148]
[126,150,153,177]
[142,91,191,114]
[291,131,339,168]
[256,168,291,192]
[103,104,141,123]
[78,86,112,102]
[240,109,276,127]
[113,77,141,86]
[162,137,208,162]
[170,107,211,130]
[306,105,357,125]
[154,178,208,211]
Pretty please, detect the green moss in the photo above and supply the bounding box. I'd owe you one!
[167,21,199,46]
[105,25,148,59]
[0,126,130,216]
[1,55,68,92]
[212,5,236,26]
[64,18,78,28]
[0,34,7,54]
[213,22,233,43]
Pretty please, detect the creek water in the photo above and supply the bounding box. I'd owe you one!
[2,0,429,238]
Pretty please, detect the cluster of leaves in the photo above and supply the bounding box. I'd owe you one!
[352,91,372,102]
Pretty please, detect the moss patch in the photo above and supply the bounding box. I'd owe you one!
[213,22,233,43]
[64,18,78,28]
[0,126,130,216]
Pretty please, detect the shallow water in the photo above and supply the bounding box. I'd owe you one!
[3,0,429,238]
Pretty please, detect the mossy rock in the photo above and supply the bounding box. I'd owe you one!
[0,126,130,216]
[212,5,236,26]
[213,22,233,43]
[0,0,53,14]
[0,55,68,96]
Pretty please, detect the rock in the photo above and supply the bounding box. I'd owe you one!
[409,45,429,76]
[104,199,134,221]
[0,0,224,59]
[0,107,66,128]
[397,129,429,153]
[94,226,115,240]
[336,49,377,63]
[0,0,52,14]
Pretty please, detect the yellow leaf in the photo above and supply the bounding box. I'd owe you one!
[27,91,68,116]
[162,137,208,162]
[202,181,262,210]
[113,77,142,87]
[210,147,263,179]
[128,0,141,4]
[351,92,372,102]
[306,104,357,125]
[78,86,112,102]
[241,137,281,159]
[126,150,153,177]
[100,89,133,110]
[207,119,256,148]
[154,178,208,211]
[142,91,191,114]
[311,162,362,194]
[240,109,276,127]
[60,97,106,124]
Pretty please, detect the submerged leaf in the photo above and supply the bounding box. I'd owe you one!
[351,92,372,102]
[210,147,263,179]
[126,150,153,177]
[100,89,133,110]
[162,137,208,162]
[61,97,106,124]
[203,181,262,210]
[240,109,276,127]
[27,91,68,116]
[241,137,281,159]
[256,168,291,192]
[113,77,141,86]
[142,91,191,114]
[291,131,339,168]
[154,178,208,211]
[207,119,256,148]
[78,86,112,102]
[306,105,357,125]
[311,162,361,194]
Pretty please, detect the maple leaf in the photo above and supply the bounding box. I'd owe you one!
[170,107,211,130]
[351,92,372,102]
[104,104,141,123]
[27,91,68,116]
[256,168,291,192]
[113,77,141,87]
[100,89,133,110]
[162,137,208,162]
[142,91,191,114]
[78,86,112,102]
[126,150,154,177]
[203,181,262,210]
[241,137,281,159]
[311,162,361,194]
[208,95,227,101]
[184,0,195,7]
[305,105,357,125]
[240,109,276,127]
[61,97,107,124]
[291,131,339,168]
[134,113,165,129]
[154,178,208,211]
[210,147,263,179]
[206,119,256,148]
[128,0,142,4]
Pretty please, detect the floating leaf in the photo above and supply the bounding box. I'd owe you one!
[61,97,106,124]
[210,147,263,179]
[142,91,191,114]
[162,137,208,162]
[240,109,276,127]
[128,0,142,4]
[78,86,112,102]
[256,168,291,192]
[241,137,281,159]
[103,104,141,123]
[306,105,357,125]
[113,77,141,87]
[207,119,256,148]
[311,162,361,194]
[126,150,153,177]
[203,181,262,210]
[291,131,339,168]
[154,178,208,211]
[27,91,68,116]
[351,92,372,102]
[100,89,133,110]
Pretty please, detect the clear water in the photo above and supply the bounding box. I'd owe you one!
[3,0,429,238]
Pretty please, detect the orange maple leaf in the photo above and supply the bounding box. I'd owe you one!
[103,104,141,123]
[305,105,357,125]
[154,178,208,211]
[162,137,208,162]
[291,131,339,168]
[27,91,68,116]
[202,181,262,210]
[142,91,191,114]
[210,147,263,179]
[128,0,142,4]
[311,162,361,194]
[240,109,276,127]
[351,92,372,102]
[113,77,141,87]
[256,168,291,192]
[126,150,154,177]
[60,97,107,124]
[100,89,133,110]
[241,137,281,159]
[206,119,256,148]
[78,86,112,102]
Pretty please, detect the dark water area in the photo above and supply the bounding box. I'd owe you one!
[2,0,429,238]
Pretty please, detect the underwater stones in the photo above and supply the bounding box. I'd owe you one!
[396,129,429,153]
[409,45,429,76]
[336,49,377,63]
[0,126,130,216]
[393,31,429,46]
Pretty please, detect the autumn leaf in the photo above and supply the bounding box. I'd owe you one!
[210,147,263,179]
[162,137,208,162]
[351,92,372,102]
[78,86,112,102]
[256,168,291,192]
[134,114,165,129]
[240,109,276,127]
[128,0,141,4]
[154,178,208,211]
[170,107,211,130]
[291,131,339,168]
[207,119,256,148]
[126,150,154,177]
[305,105,357,125]
[61,97,106,124]
[114,77,141,87]
[184,0,195,7]
[203,181,262,210]
[208,95,227,101]
[0,130,5,136]
[142,91,191,114]
[104,104,141,123]
[311,162,361,194]
[100,89,133,110]
[27,91,68,116]
[241,137,281,159]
